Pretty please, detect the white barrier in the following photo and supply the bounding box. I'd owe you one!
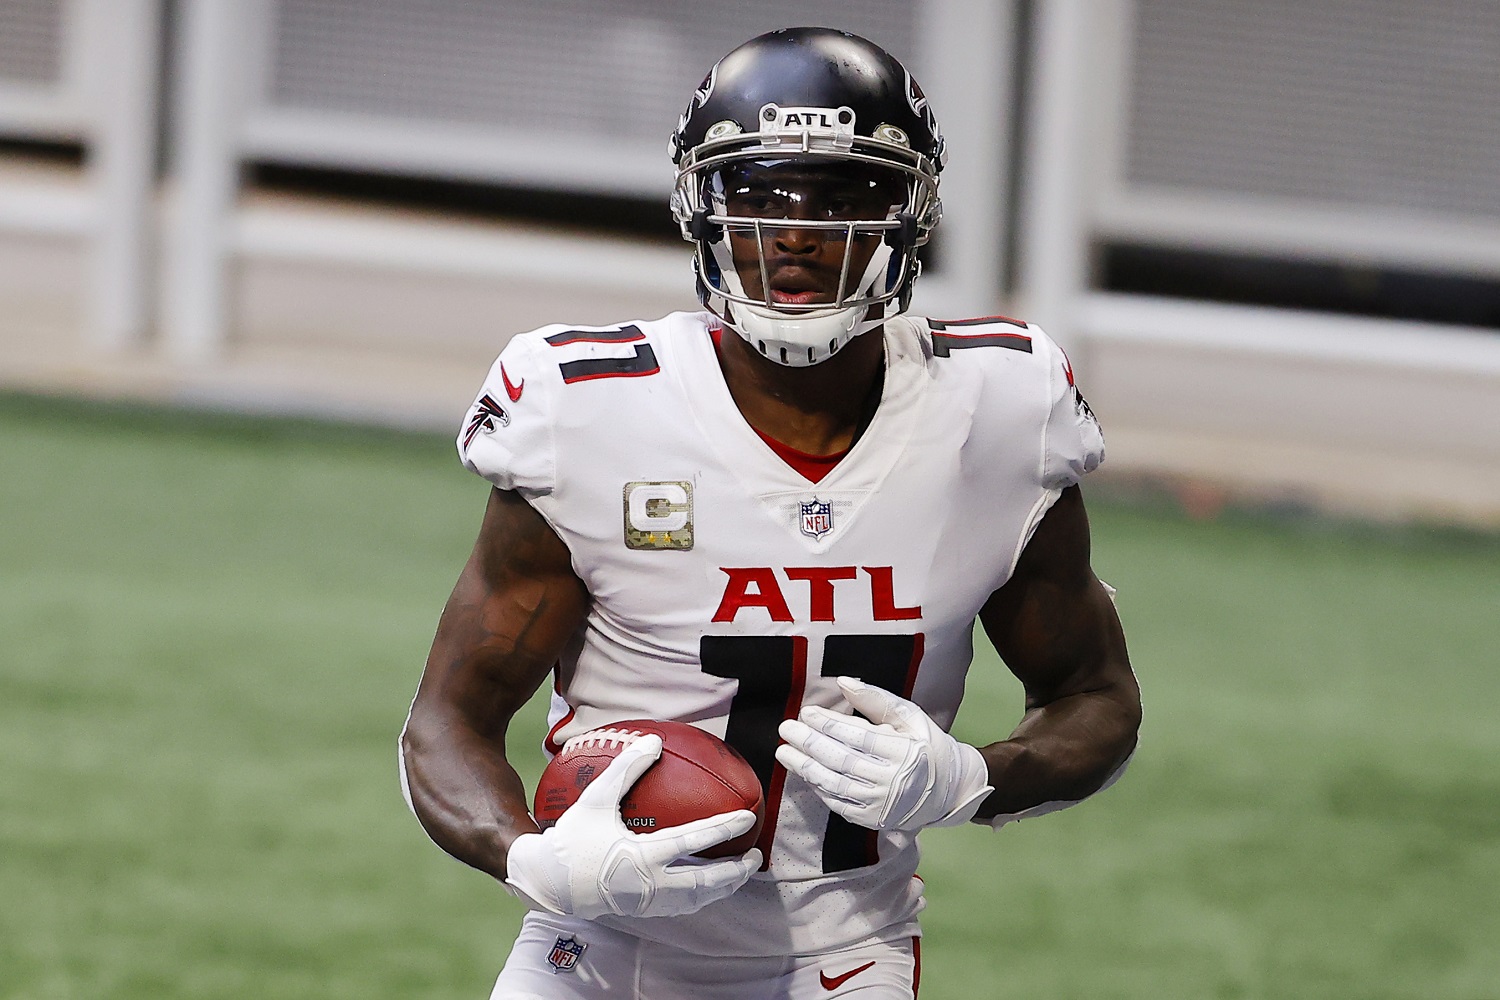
[0,0,160,353]
[0,0,1496,521]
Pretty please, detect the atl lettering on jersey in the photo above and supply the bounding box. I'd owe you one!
[713,566,920,623]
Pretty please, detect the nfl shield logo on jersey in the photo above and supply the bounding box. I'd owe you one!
[799,498,834,539]
[547,935,585,973]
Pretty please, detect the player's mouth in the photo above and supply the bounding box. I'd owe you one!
[769,289,827,306]
[766,269,836,306]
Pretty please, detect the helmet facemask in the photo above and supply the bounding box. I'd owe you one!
[673,124,942,366]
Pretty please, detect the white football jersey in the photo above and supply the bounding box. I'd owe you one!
[458,311,1103,957]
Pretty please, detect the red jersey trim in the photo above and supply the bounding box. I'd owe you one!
[751,426,847,484]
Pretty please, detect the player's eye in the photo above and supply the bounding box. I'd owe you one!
[824,191,889,220]
[822,197,858,219]
[729,189,782,216]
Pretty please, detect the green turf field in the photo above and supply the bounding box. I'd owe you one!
[2,393,1496,999]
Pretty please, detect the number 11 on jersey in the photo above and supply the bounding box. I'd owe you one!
[699,632,924,873]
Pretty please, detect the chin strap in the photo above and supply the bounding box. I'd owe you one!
[722,301,869,367]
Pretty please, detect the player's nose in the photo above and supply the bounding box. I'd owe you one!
[772,224,821,255]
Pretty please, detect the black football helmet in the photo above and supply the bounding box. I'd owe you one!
[670,27,945,366]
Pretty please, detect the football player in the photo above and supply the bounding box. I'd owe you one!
[401,26,1141,1000]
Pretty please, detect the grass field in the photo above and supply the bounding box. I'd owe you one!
[2,392,1497,1000]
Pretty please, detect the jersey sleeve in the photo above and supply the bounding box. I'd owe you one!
[456,332,556,495]
[1033,327,1105,490]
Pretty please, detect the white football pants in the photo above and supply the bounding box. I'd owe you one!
[491,911,920,999]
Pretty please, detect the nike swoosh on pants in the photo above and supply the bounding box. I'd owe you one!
[819,960,876,991]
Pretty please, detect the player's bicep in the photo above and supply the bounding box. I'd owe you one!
[414,488,589,739]
[979,486,1132,708]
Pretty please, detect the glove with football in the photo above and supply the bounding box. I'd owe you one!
[775,677,994,832]
[505,733,761,919]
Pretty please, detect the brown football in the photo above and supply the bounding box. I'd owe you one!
[533,719,765,858]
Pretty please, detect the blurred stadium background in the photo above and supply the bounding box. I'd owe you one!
[2,2,1497,998]
[3,0,1498,524]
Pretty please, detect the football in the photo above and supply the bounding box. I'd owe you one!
[533,719,765,858]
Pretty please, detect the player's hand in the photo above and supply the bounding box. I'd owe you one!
[776,677,994,832]
[504,734,761,919]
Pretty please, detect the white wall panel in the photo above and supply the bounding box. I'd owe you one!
[0,0,64,84]
[1126,0,1500,220]
[1092,0,1500,277]
[0,0,87,138]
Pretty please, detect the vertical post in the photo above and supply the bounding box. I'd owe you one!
[84,0,163,354]
[1015,0,1098,353]
[162,0,242,363]
[913,0,1016,319]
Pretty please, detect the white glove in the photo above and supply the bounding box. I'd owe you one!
[775,677,993,832]
[505,733,761,919]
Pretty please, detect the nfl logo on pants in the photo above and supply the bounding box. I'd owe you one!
[547,935,585,973]
[800,498,834,539]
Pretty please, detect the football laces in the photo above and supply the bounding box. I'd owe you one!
[559,727,646,754]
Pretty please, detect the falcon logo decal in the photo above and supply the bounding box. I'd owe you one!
[1059,350,1097,422]
[673,63,719,141]
[904,69,944,164]
[461,393,510,451]
[904,70,928,116]
[694,63,718,110]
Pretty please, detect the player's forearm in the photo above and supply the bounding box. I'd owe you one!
[401,529,581,878]
[972,676,1140,818]
[400,710,540,881]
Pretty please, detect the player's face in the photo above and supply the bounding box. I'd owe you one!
[718,161,906,307]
